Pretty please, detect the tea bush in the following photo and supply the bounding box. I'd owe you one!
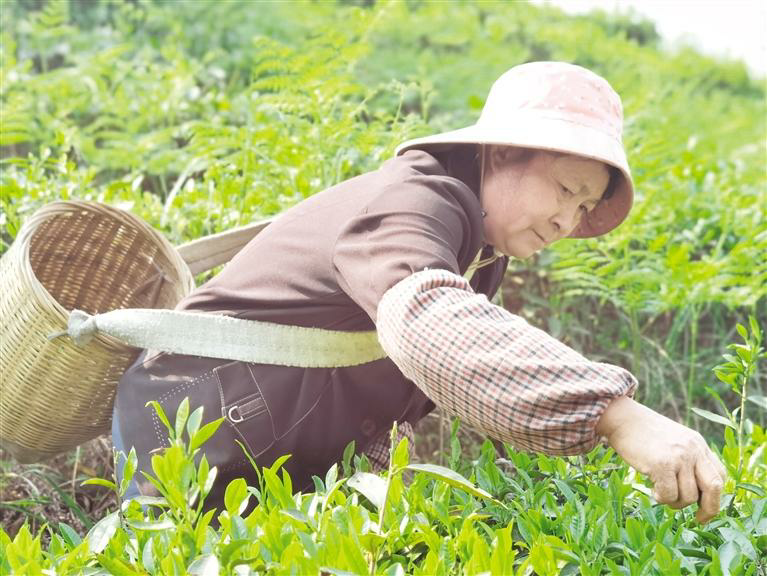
[1,0,766,573]
[1,321,765,573]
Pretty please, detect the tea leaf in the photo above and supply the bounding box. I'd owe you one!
[734,344,752,363]
[174,397,190,441]
[325,463,338,489]
[146,401,174,440]
[129,495,169,509]
[678,547,711,560]
[224,478,249,517]
[748,443,765,471]
[81,478,117,491]
[186,406,204,440]
[735,482,766,498]
[713,368,738,387]
[57,522,82,550]
[187,554,220,575]
[690,407,736,429]
[341,440,356,476]
[121,448,138,496]
[717,540,742,573]
[393,437,410,469]
[625,516,645,549]
[746,395,767,411]
[405,463,501,504]
[348,472,387,511]
[86,511,119,554]
[96,553,144,575]
[125,518,175,531]
[654,542,673,570]
[190,418,224,451]
[281,508,311,524]
[552,478,576,502]
[262,466,294,510]
[142,536,155,573]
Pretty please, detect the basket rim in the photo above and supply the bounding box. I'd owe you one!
[12,200,195,349]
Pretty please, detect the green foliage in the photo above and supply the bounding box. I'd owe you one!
[2,360,765,574]
[2,0,766,573]
[2,320,766,571]
[693,317,767,516]
[1,0,426,250]
[4,334,767,573]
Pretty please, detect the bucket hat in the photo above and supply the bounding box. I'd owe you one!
[396,61,633,238]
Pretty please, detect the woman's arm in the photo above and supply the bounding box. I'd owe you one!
[377,268,726,523]
[377,268,637,455]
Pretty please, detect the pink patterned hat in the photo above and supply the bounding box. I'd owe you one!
[396,61,634,238]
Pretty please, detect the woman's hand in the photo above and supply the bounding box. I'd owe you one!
[595,395,727,524]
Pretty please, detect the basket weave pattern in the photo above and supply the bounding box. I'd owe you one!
[0,201,194,462]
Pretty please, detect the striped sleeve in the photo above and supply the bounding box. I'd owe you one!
[376,268,638,455]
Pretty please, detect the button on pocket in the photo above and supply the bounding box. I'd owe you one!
[214,361,276,460]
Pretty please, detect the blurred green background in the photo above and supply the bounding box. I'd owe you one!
[1,0,765,440]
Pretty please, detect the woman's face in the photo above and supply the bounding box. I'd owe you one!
[480,147,609,259]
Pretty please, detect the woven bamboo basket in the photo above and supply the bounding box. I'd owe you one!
[0,201,195,462]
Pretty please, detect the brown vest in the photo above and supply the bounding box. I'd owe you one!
[114,149,507,505]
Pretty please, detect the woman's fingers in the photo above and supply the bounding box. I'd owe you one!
[674,466,700,509]
[651,469,679,504]
[694,450,726,524]
[650,446,725,523]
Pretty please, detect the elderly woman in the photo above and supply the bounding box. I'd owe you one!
[113,61,726,523]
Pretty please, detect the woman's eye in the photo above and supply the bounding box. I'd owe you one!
[561,185,573,196]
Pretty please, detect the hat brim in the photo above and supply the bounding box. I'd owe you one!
[396,117,633,238]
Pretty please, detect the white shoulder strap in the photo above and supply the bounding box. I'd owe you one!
[52,308,386,368]
[54,220,505,368]
[47,216,389,368]
[176,217,275,276]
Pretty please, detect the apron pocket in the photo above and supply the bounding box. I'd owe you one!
[214,361,277,461]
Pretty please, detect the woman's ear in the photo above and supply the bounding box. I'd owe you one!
[488,145,507,171]
[489,146,529,172]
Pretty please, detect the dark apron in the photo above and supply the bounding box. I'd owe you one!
[113,349,434,509]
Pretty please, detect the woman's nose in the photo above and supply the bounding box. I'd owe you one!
[550,201,581,236]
